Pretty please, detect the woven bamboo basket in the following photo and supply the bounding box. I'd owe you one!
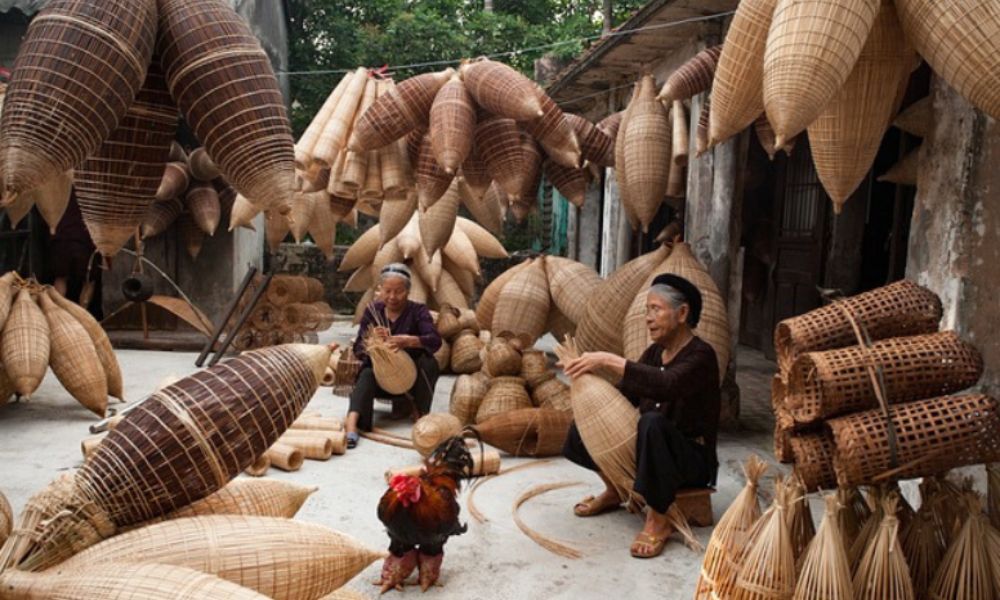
[429,75,474,174]
[476,376,532,424]
[457,308,479,332]
[0,272,16,332]
[414,132,455,208]
[2,289,50,398]
[378,138,411,196]
[0,344,330,572]
[829,393,1000,488]
[295,71,350,167]
[287,192,314,242]
[531,376,571,412]
[892,96,930,138]
[519,350,550,387]
[564,113,613,167]
[367,342,418,395]
[310,67,367,169]
[159,0,294,213]
[475,115,527,199]
[306,192,337,259]
[554,336,640,504]
[434,339,451,372]
[851,495,914,600]
[793,494,853,600]
[475,258,531,329]
[597,110,624,143]
[434,269,469,310]
[0,0,156,201]
[790,431,838,491]
[349,69,452,152]
[412,413,464,457]
[522,84,582,169]
[461,178,505,235]
[449,372,489,425]
[38,292,107,417]
[621,75,671,232]
[474,408,572,457]
[76,63,177,257]
[155,479,316,523]
[378,193,417,246]
[545,256,603,326]
[419,180,460,256]
[0,490,11,548]
[450,329,484,374]
[543,159,587,208]
[484,339,523,377]
[774,279,942,372]
[901,498,946,599]
[492,258,551,345]
[186,182,222,236]
[575,245,669,354]
[807,3,915,211]
[332,350,361,396]
[340,149,369,193]
[141,197,183,240]
[0,562,271,600]
[732,479,796,600]
[47,287,123,400]
[658,45,723,103]
[460,58,543,121]
[896,0,999,122]
[763,0,881,147]
[458,149,490,199]
[337,225,380,272]
[455,217,506,259]
[267,275,324,306]
[178,212,206,260]
[53,515,385,600]
[786,331,983,424]
[877,146,919,185]
[435,304,462,341]
[694,455,766,600]
[188,147,220,181]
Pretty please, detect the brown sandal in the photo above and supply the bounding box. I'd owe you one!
[630,532,668,559]
[573,494,621,517]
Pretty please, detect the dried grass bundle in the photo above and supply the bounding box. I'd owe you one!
[732,477,796,600]
[793,495,852,600]
[848,487,888,572]
[694,454,767,600]
[926,494,998,600]
[901,495,946,599]
[988,463,1000,531]
[852,495,914,600]
[786,476,816,563]
[837,487,871,543]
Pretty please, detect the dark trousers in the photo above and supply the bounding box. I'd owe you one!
[562,411,711,514]
[349,352,439,431]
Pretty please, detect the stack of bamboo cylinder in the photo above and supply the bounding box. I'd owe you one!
[0,274,124,418]
[229,274,333,351]
[770,280,1000,493]
[140,145,238,261]
[256,412,347,474]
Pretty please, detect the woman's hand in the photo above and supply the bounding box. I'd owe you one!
[560,351,627,380]
[373,326,391,340]
[387,335,419,350]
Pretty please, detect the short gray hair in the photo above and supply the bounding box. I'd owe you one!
[648,284,687,311]
[380,263,412,290]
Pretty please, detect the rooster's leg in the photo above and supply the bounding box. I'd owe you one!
[417,546,444,592]
[377,543,417,594]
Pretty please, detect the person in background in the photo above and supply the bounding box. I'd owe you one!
[345,263,442,449]
[49,192,100,316]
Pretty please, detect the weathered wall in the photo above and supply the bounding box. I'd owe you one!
[906,78,1000,396]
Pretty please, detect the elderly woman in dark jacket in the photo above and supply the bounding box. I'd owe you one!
[561,273,720,558]
[345,263,442,448]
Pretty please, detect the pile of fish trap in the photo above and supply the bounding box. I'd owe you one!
[227,274,334,351]
[770,279,1000,492]
[0,344,385,599]
[0,0,296,259]
[430,303,481,375]
[0,274,123,418]
[688,0,1000,212]
[340,215,508,318]
[695,456,1000,600]
[138,145,239,261]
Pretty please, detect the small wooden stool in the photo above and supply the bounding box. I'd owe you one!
[675,488,715,527]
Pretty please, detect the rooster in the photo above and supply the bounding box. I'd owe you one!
[376,434,478,593]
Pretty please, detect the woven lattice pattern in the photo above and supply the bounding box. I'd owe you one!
[1,289,50,397]
[532,376,571,412]
[419,179,460,254]
[460,58,542,122]
[428,76,474,174]
[565,113,613,167]
[350,70,451,152]
[790,431,838,491]
[474,408,572,457]
[413,132,454,207]
[658,45,722,103]
[476,376,532,424]
[474,115,527,199]
[829,394,1000,487]
[775,279,942,371]
[165,479,316,521]
[522,83,581,169]
[543,158,587,207]
[621,75,671,231]
[0,0,156,198]
[787,331,982,423]
[449,373,488,425]
[492,259,551,345]
[38,293,107,417]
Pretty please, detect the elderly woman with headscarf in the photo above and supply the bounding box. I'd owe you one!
[560,273,720,558]
[345,263,442,449]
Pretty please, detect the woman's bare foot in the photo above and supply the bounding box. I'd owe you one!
[630,508,674,558]
[573,488,621,517]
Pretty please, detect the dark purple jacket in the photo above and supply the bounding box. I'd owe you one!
[352,300,442,366]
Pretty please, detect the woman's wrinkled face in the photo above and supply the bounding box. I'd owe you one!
[380,276,409,311]
[645,293,688,344]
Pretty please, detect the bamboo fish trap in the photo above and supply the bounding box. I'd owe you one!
[0,0,157,201]
[473,408,573,457]
[790,431,839,491]
[732,478,796,600]
[793,494,853,600]
[362,307,417,395]
[491,258,550,345]
[926,494,999,600]
[0,344,330,572]
[348,69,453,153]
[545,256,603,326]
[412,413,464,457]
[162,479,317,522]
[474,115,527,199]
[476,376,532,424]
[851,495,914,600]
[459,58,544,121]
[657,45,722,103]
[38,292,108,417]
[554,335,640,505]
[429,75,475,174]
[475,258,532,329]
[2,288,50,398]
[449,373,489,425]
[621,74,671,232]
[51,515,386,600]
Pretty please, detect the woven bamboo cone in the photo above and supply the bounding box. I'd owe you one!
[188,147,220,182]
[414,132,455,207]
[141,197,184,239]
[3,192,35,229]
[159,0,295,213]
[0,272,16,330]
[543,159,587,207]
[476,258,532,328]
[287,192,316,243]
[19,171,72,236]
[474,408,573,457]
[695,455,766,599]
[186,182,222,236]
[378,192,417,245]
[266,441,305,471]
[460,142,492,197]
[46,285,120,400]
[0,344,330,572]
[892,96,930,138]
[545,256,603,325]
[658,45,722,103]
[621,74,671,232]
[564,113,613,167]
[442,227,481,275]
[307,192,337,259]
[518,134,544,205]
[553,336,640,504]
[460,58,543,121]
[361,150,383,200]
[380,137,413,195]
[0,0,157,202]
[763,0,881,147]
[449,373,489,425]
[492,258,551,345]
[0,562,271,599]
[792,494,853,600]
[419,179,460,256]
[38,292,107,417]
[337,225,380,272]
[296,72,352,168]
[895,0,999,121]
[2,289,50,398]
[522,83,582,169]
[155,162,190,201]
[475,115,527,199]
[732,478,796,600]
[710,0,778,146]
[807,3,915,211]
[312,67,368,168]
[149,479,317,523]
[851,495,914,600]
[754,113,797,159]
[228,194,261,231]
[430,75,475,174]
[348,69,453,153]
[434,268,469,310]
[877,146,919,185]
[925,494,997,600]
[456,217,506,258]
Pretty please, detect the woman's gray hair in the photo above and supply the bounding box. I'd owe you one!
[648,284,688,312]
[380,263,412,290]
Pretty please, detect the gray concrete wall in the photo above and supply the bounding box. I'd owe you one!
[906,77,1000,396]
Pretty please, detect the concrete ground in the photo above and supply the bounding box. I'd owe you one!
[0,321,789,599]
